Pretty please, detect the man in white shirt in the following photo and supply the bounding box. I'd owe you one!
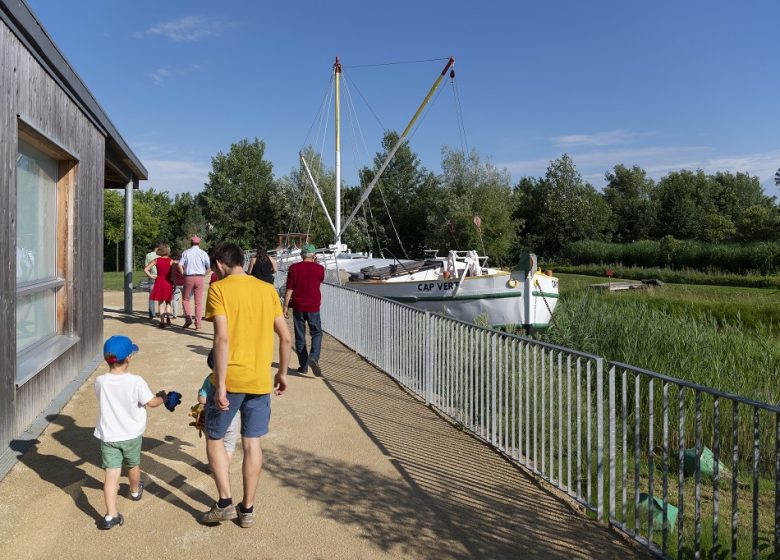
[178,235,211,329]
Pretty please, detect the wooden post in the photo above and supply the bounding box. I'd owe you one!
[123,177,136,313]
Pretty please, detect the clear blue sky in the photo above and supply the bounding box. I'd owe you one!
[27,0,780,198]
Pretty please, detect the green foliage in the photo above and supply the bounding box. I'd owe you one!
[362,131,431,258]
[103,190,125,271]
[168,193,208,252]
[198,138,276,248]
[553,264,780,289]
[424,148,517,265]
[515,154,613,258]
[102,188,165,270]
[564,239,780,275]
[603,164,657,242]
[738,204,780,241]
[135,188,173,242]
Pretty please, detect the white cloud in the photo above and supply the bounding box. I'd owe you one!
[144,63,204,85]
[146,68,171,84]
[551,129,654,148]
[142,158,211,195]
[135,15,236,42]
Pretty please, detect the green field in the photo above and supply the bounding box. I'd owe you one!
[556,273,780,338]
[547,273,780,399]
[103,271,147,291]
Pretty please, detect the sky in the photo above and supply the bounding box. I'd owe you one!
[25,0,780,199]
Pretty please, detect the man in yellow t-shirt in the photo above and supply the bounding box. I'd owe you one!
[201,242,291,528]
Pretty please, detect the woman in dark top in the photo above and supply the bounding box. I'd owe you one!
[249,243,277,285]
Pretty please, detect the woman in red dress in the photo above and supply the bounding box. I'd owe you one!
[144,244,175,328]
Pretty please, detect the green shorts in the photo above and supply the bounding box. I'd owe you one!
[100,436,142,469]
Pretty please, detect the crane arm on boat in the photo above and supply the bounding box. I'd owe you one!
[338,56,455,240]
[299,152,337,236]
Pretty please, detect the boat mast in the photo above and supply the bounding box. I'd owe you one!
[334,56,342,252]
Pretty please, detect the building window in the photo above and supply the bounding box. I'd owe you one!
[16,139,59,352]
[15,122,78,384]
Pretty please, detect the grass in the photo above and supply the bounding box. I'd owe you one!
[556,273,780,339]
[552,264,780,290]
[544,274,780,403]
[103,271,147,291]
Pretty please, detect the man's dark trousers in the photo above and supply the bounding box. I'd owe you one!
[293,311,322,371]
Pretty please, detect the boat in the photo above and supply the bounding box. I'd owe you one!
[276,57,559,331]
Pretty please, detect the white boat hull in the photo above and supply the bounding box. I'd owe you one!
[346,271,558,329]
[273,250,559,330]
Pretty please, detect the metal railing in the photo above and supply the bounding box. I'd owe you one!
[320,283,780,559]
[609,363,780,559]
[321,284,608,518]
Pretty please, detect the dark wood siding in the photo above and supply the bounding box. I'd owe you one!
[0,20,105,447]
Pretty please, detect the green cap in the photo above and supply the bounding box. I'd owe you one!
[302,243,317,256]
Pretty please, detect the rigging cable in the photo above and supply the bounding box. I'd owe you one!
[300,75,334,151]
[343,73,386,132]
[288,75,334,239]
[343,57,450,69]
[343,73,409,259]
[451,74,470,157]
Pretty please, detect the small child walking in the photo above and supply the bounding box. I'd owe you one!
[199,350,239,463]
[94,335,167,530]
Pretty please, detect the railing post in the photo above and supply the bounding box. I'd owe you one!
[608,364,616,523]
[424,311,432,406]
[596,357,604,522]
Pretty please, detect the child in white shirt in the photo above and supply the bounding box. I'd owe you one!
[94,335,166,530]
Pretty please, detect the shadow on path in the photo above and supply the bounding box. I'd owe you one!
[291,342,646,560]
[11,415,213,525]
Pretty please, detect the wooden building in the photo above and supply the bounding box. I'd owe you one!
[0,0,146,453]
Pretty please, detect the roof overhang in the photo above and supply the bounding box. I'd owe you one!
[0,0,148,188]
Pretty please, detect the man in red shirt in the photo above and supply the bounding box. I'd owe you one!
[283,244,325,377]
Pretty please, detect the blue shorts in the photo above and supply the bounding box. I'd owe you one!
[205,388,271,440]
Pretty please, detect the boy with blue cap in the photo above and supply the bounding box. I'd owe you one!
[94,335,167,529]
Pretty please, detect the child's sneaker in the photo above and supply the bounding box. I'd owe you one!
[201,503,237,524]
[238,505,255,528]
[100,514,124,530]
[129,480,144,501]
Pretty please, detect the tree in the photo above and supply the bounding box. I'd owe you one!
[273,146,341,250]
[603,164,657,242]
[738,204,780,241]
[423,148,517,266]
[710,171,770,228]
[103,190,163,269]
[516,154,613,257]
[132,198,162,269]
[135,188,173,242]
[169,193,208,251]
[198,138,277,249]
[104,190,125,271]
[654,170,716,240]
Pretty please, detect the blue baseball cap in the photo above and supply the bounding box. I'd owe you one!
[103,335,139,364]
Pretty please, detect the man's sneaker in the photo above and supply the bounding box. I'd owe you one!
[296,366,307,374]
[182,317,193,329]
[100,514,124,530]
[238,506,255,528]
[201,503,237,524]
[129,480,144,501]
[309,358,322,377]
